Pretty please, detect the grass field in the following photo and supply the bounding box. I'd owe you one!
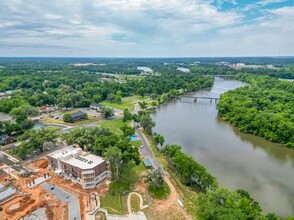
[100,162,146,214]
[130,195,140,212]
[101,95,150,111]
[97,118,125,135]
[148,181,170,200]
[46,126,62,132]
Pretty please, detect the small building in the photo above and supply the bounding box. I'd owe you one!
[38,106,49,113]
[0,135,16,145]
[70,111,86,122]
[90,103,103,112]
[47,146,111,189]
[143,158,153,169]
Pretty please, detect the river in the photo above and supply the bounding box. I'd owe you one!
[151,77,294,216]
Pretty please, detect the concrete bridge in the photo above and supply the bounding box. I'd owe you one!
[175,96,220,103]
[204,74,237,79]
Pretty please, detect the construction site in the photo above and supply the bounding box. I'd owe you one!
[0,156,111,220]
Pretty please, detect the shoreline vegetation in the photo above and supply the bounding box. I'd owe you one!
[0,59,293,219]
[218,74,294,148]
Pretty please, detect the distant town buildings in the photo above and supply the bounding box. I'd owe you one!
[47,146,110,189]
[216,62,278,70]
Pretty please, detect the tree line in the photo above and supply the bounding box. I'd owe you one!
[218,75,294,148]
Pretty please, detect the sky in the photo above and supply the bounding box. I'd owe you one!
[0,0,293,57]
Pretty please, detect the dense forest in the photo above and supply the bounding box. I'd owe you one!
[218,75,294,148]
[0,69,213,113]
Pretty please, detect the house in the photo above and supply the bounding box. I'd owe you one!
[90,103,103,112]
[70,111,86,122]
[38,106,49,113]
[47,146,111,189]
[0,135,16,145]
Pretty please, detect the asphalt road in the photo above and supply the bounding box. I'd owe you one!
[133,103,164,173]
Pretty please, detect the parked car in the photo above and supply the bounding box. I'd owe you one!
[45,147,51,151]
[140,145,144,149]
[33,150,40,155]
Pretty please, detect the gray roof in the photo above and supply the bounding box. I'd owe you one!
[0,187,16,202]
[91,103,102,107]
[41,182,81,220]
[70,111,85,118]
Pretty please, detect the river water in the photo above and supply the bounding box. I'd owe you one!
[151,78,294,216]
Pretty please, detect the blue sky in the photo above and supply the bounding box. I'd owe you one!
[0,0,293,57]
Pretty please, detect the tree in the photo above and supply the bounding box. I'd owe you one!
[10,104,39,123]
[137,87,145,97]
[102,107,114,119]
[122,108,132,123]
[154,133,165,147]
[138,101,148,110]
[161,93,169,103]
[107,94,116,103]
[120,124,135,137]
[18,127,57,153]
[197,187,266,220]
[139,114,155,135]
[63,113,73,123]
[105,146,122,181]
[145,169,164,189]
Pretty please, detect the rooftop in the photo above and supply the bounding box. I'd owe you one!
[66,152,104,169]
[70,111,85,118]
[91,103,102,107]
[48,146,105,169]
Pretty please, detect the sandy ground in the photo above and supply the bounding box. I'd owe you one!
[0,158,110,220]
[135,174,193,220]
[150,176,193,220]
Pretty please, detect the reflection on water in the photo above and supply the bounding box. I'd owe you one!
[152,78,294,216]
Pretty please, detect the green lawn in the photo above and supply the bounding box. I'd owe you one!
[131,140,142,148]
[101,95,150,111]
[46,126,61,132]
[97,118,125,135]
[100,162,146,214]
[130,195,141,212]
[148,181,170,200]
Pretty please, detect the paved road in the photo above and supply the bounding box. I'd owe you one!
[133,103,164,173]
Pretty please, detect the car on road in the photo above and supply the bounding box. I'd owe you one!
[140,145,144,149]
[45,147,51,151]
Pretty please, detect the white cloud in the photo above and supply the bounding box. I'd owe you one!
[0,0,293,56]
[257,0,287,6]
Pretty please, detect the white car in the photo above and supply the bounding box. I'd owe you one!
[140,145,144,149]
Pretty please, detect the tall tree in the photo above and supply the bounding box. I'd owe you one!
[105,146,122,181]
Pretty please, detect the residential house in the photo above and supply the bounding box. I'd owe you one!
[0,135,16,145]
[70,111,86,122]
[90,103,103,112]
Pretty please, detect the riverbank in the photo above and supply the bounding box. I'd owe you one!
[151,77,294,217]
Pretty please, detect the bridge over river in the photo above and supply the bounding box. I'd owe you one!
[173,96,220,103]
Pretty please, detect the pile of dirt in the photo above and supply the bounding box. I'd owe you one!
[32,158,48,169]
[5,198,35,215]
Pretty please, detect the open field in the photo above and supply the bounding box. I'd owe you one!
[101,95,150,111]
[97,118,125,135]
